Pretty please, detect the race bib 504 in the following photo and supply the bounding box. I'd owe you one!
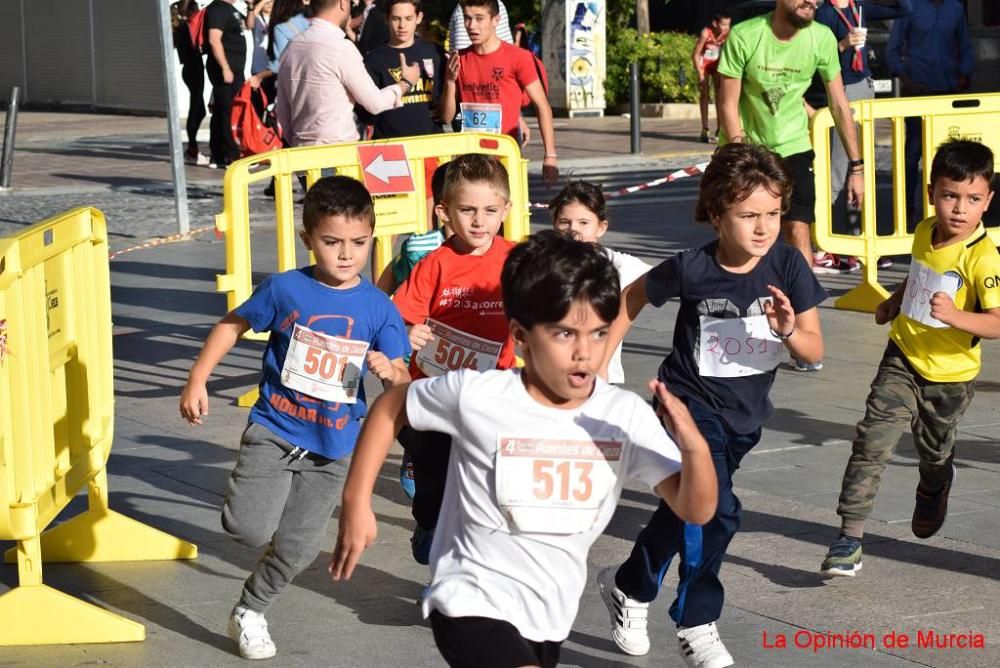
[415,319,501,377]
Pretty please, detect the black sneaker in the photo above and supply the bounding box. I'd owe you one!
[820,535,862,577]
[912,457,956,539]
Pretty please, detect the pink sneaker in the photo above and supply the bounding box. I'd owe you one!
[812,252,843,275]
[839,256,861,272]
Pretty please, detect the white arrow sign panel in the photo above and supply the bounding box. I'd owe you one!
[364,154,411,184]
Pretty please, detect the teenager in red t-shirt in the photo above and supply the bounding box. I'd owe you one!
[392,153,517,564]
[439,0,559,186]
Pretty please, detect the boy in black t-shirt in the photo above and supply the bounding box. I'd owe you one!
[360,0,442,139]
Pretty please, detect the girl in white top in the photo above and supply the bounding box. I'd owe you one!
[551,181,652,384]
[331,230,717,668]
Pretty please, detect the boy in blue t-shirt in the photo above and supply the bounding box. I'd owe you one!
[180,176,411,661]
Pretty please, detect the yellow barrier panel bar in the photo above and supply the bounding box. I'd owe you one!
[0,208,197,646]
[215,133,531,407]
[811,93,1000,312]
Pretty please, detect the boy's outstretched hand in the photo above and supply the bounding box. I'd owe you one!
[329,501,378,581]
[649,380,700,448]
[180,381,209,425]
[764,284,795,338]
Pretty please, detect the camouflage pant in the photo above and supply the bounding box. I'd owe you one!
[836,343,974,536]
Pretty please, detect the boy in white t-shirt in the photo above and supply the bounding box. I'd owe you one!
[550,181,651,384]
[330,230,717,667]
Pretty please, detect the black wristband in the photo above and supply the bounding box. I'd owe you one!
[848,158,864,168]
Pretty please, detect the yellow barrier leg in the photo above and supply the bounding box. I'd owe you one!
[0,533,145,645]
[833,262,891,313]
[238,387,260,407]
[4,470,198,564]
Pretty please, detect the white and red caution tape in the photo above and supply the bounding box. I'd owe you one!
[530,161,710,210]
[108,225,216,261]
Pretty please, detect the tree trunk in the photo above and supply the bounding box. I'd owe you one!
[636,0,650,35]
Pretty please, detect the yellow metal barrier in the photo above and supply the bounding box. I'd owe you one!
[0,208,197,645]
[215,132,530,406]
[812,93,1000,312]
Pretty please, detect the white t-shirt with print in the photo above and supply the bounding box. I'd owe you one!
[605,247,652,384]
[407,369,681,643]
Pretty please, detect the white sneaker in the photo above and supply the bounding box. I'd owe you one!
[228,605,277,660]
[597,566,650,656]
[677,622,734,668]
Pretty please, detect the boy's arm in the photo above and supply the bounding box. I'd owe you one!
[763,285,824,365]
[692,30,708,79]
[375,262,399,294]
[717,74,743,141]
[600,272,651,375]
[931,301,1000,339]
[523,79,558,186]
[366,353,411,387]
[180,312,252,425]
[438,51,460,125]
[330,383,410,580]
[649,382,717,525]
[876,279,908,324]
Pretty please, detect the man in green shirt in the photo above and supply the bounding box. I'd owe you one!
[717,0,865,292]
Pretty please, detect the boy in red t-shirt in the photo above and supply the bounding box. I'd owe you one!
[439,0,559,186]
[393,152,517,563]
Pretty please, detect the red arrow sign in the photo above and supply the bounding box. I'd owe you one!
[357,144,415,195]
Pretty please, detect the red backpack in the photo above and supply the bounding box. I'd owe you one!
[521,53,549,108]
[187,7,207,52]
[230,83,283,157]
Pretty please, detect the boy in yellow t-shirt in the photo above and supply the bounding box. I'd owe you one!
[822,139,1000,578]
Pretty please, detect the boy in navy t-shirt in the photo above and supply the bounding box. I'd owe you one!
[180,176,410,660]
[596,144,827,667]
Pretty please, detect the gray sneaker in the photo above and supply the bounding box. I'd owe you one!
[821,535,863,577]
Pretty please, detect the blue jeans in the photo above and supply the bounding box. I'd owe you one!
[614,398,761,627]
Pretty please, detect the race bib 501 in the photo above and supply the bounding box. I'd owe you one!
[280,323,369,403]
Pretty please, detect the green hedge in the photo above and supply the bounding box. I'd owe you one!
[605,29,700,105]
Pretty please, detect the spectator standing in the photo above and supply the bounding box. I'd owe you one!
[172,0,210,165]
[691,12,731,144]
[362,0,443,139]
[203,0,248,168]
[276,0,420,147]
[247,0,276,100]
[358,0,392,55]
[816,0,911,251]
[717,0,865,283]
[887,0,974,226]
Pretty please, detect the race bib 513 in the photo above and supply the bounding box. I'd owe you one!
[495,436,621,535]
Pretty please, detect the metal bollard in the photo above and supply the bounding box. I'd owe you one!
[630,62,641,155]
[0,86,19,190]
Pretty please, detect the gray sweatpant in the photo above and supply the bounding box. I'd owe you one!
[222,422,349,612]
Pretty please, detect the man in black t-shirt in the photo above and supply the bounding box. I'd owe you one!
[203,0,247,167]
[360,0,442,139]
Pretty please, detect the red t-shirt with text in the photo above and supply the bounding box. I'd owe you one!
[457,42,539,137]
[394,236,516,379]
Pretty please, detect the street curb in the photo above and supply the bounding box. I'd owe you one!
[527,149,715,176]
